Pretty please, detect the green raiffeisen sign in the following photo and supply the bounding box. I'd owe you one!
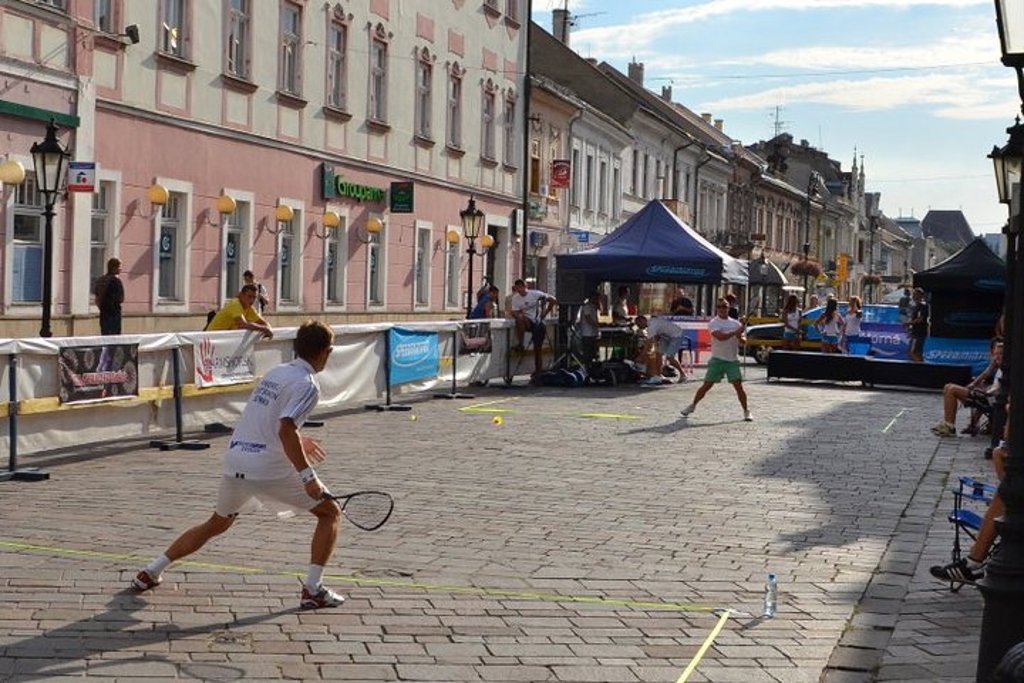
[321,163,386,203]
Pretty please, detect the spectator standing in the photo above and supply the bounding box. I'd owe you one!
[816,297,845,354]
[243,270,270,315]
[94,257,124,336]
[131,321,345,610]
[680,298,752,421]
[469,285,500,319]
[207,285,274,338]
[578,289,602,367]
[781,294,802,351]
[725,293,740,320]
[611,285,632,325]
[634,314,687,382]
[670,288,695,316]
[907,287,929,362]
[842,295,865,353]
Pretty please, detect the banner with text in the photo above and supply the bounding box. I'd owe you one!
[389,328,439,385]
[193,334,257,388]
[57,343,139,404]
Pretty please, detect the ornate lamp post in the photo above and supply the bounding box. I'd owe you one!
[30,120,69,338]
[459,196,485,318]
[977,3,1024,678]
[801,173,821,305]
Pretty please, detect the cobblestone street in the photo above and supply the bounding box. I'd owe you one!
[0,367,992,681]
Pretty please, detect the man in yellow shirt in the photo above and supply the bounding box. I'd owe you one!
[206,284,274,338]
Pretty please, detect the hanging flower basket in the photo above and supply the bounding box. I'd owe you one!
[862,273,882,286]
[790,260,823,278]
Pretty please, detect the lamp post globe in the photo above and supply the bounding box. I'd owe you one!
[977,4,1024,677]
[29,120,69,339]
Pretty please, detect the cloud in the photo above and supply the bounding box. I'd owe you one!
[700,72,1014,120]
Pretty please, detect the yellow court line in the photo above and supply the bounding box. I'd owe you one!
[578,413,642,420]
[0,540,716,613]
[676,609,733,682]
[460,398,516,411]
[459,407,517,414]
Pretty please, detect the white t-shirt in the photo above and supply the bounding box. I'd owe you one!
[222,358,321,480]
[708,316,743,362]
[511,289,550,323]
[784,309,801,332]
[578,301,600,338]
[844,311,862,336]
[646,316,683,340]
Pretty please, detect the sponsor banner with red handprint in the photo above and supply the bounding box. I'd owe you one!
[193,334,256,387]
[57,343,139,404]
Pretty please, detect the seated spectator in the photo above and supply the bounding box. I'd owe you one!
[634,314,687,382]
[206,284,273,338]
[510,278,557,379]
[931,338,1003,438]
[930,412,1009,584]
[670,288,695,316]
[611,285,633,325]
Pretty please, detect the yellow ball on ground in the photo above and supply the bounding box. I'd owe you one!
[493,416,503,425]
[410,414,418,421]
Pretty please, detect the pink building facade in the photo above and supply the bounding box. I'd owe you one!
[0,0,526,336]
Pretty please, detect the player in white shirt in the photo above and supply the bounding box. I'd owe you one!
[131,321,347,610]
[680,298,752,421]
[634,314,688,381]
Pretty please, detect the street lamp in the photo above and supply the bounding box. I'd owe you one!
[868,214,879,303]
[802,173,821,305]
[977,3,1024,679]
[459,196,485,318]
[30,120,69,338]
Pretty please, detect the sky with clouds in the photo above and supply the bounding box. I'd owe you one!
[531,0,1020,236]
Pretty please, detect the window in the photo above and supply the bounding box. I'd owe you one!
[584,152,594,210]
[445,233,460,309]
[598,160,608,215]
[11,178,44,303]
[367,223,385,307]
[325,215,347,305]
[612,165,621,219]
[630,149,639,195]
[642,152,649,199]
[447,65,463,149]
[222,200,249,302]
[482,82,496,161]
[414,50,432,138]
[326,20,347,110]
[505,0,519,22]
[90,182,114,291]
[161,0,187,58]
[414,224,431,307]
[503,92,517,167]
[529,138,541,194]
[227,0,251,79]
[39,0,67,10]
[158,193,183,300]
[277,209,300,304]
[369,35,388,122]
[279,2,302,95]
[95,0,114,32]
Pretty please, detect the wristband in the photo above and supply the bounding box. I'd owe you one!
[298,467,317,484]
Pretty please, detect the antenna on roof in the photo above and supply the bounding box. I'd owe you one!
[769,105,789,137]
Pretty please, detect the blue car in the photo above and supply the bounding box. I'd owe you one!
[745,303,908,364]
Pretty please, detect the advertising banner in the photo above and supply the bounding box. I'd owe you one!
[550,159,571,189]
[193,334,257,387]
[389,328,438,385]
[57,343,139,404]
[924,337,992,375]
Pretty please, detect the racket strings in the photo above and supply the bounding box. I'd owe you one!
[341,492,393,531]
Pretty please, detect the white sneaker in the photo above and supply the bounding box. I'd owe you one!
[681,404,695,417]
[743,410,753,422]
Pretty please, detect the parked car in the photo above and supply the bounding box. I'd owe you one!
[744,303,908,364]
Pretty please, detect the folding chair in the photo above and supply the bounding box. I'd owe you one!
[945,475,998,592]
[962,391,993,436]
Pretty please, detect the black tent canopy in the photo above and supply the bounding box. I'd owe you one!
[913,238,1005,339]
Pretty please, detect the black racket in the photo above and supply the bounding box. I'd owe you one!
[323,490,394,531]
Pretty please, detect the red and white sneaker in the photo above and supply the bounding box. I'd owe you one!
[131,570,162,592]
[300,584,345,610]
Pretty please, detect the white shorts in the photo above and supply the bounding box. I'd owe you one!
[215,471,321,518]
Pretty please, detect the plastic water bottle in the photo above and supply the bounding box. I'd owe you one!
[763,573,778,618]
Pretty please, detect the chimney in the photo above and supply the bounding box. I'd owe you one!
[552,9,570,46]
[714,119,723,131]
[700,112,712,123]
[627,60,644,85]
[661,85,672,102]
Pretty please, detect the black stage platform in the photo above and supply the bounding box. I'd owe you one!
[766,351,972,390]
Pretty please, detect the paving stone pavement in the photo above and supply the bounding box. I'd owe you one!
[0,366,994,682]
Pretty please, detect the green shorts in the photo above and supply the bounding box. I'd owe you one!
[704,357,742,383]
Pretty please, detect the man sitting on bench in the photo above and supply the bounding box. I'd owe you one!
[510,279,557,380]
[931,338,1002,438]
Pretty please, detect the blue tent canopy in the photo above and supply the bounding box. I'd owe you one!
[556,201,747,285]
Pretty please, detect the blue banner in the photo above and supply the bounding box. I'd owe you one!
[924,337,993,375]
[388,328,439,386]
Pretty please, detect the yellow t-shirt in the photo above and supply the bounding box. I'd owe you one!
[207,298,260,331]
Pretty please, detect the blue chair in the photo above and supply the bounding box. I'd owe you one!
[946,476,998,592]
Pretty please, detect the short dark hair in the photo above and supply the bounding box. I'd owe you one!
[294,320,334,362]
[239,283,258,295]
[243,270,254,278]
[514,278,525,287]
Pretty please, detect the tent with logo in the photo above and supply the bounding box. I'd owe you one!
[555,200,747,291]
[913,237,1004,339]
